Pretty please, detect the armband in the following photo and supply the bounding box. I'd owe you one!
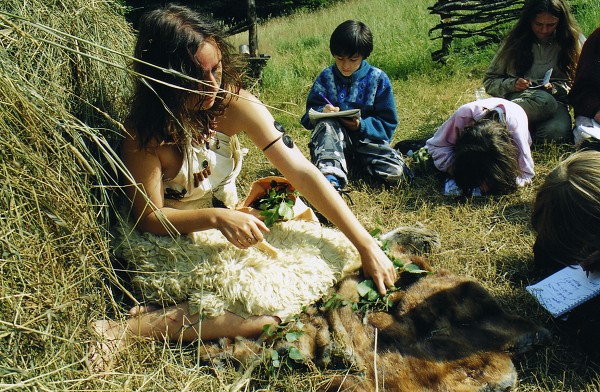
[262,121,294,152]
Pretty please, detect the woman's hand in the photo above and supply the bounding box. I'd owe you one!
[216,209,269,249]
[358,242,397,296]
[515,78,531,92]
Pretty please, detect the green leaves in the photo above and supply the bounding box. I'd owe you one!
[253,180,297,227]
[337,231,431,316]
[354,278,394,315]
[262,319,305,372]
[357,279,379,302]
[285,330,303,343]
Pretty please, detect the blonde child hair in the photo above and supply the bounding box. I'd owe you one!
[532,150,600,271]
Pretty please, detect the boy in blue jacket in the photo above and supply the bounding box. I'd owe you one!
[300,20,410,191]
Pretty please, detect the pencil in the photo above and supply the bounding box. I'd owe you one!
[319,92,334,106]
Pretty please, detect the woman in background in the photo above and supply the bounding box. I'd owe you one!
[483,0,583,142]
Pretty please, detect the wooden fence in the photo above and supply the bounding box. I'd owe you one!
[428,0,524,62]
[223,0,270,78]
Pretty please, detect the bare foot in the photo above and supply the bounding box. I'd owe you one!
[128,304,158,317]
[87,319,128,372]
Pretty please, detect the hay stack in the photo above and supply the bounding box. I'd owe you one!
[0,0,134,387]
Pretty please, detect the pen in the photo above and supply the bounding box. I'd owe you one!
[319,92,334,106]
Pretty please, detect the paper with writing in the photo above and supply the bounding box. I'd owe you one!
[526,264,600,318]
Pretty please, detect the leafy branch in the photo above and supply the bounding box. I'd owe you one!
[251,180,297,227]
[262,318,305,373]
[323,230,430,318]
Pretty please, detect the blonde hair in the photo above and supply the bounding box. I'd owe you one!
[532,150,600,271]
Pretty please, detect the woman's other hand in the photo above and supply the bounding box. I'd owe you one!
[515,78,531,91]
[216,209,269,249]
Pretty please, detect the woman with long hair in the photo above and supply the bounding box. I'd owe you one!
[89,3,397,371]
[483,0,583,142]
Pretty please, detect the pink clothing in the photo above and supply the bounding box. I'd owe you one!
[426,97,534,186]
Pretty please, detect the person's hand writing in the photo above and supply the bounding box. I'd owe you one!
[359,243,396,296]
[216,209,269,249]
[339,116,360,132]
[323,104,339,114]
[515,78,531,92]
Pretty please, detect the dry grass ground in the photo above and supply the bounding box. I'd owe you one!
[1,0,599,390]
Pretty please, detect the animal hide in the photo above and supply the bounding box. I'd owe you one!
[113,219,362,321]
[198,242,550,391]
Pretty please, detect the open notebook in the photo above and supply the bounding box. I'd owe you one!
[308,108,361,124]
[526,264,600,318]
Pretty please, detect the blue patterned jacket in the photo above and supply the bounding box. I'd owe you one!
[300,60,398,142]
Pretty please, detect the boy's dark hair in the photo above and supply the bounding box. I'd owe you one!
[451,118,519,195]
[329,20,373,58]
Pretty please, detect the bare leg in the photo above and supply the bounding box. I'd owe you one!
[88,301,280,372]
[126,302,280,341]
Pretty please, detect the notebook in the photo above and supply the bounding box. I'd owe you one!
[528,68,553,89]
[526,264,600,318]
[308,108,361,124]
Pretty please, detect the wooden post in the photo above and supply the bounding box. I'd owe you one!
[440,11,452,59]
[247,0,258,57]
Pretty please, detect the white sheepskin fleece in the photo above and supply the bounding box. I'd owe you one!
[114,220,361,322]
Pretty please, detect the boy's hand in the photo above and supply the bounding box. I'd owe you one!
[323,104,339,113]
[339,116,360,132]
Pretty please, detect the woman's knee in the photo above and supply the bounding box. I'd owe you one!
[240,315,281,338]
[510,91,558,123]
[532,106,573,142]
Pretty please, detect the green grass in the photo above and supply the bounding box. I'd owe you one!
[2,0,600,390]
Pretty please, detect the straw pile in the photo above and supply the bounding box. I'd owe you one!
[0,0,134,388]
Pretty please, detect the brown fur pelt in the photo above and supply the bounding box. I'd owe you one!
[198,231,551,392]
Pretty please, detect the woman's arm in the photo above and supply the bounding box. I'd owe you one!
[219,90,396,295]
[483,52,520,97]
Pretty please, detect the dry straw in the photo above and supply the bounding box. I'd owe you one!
[0,0,136,388]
